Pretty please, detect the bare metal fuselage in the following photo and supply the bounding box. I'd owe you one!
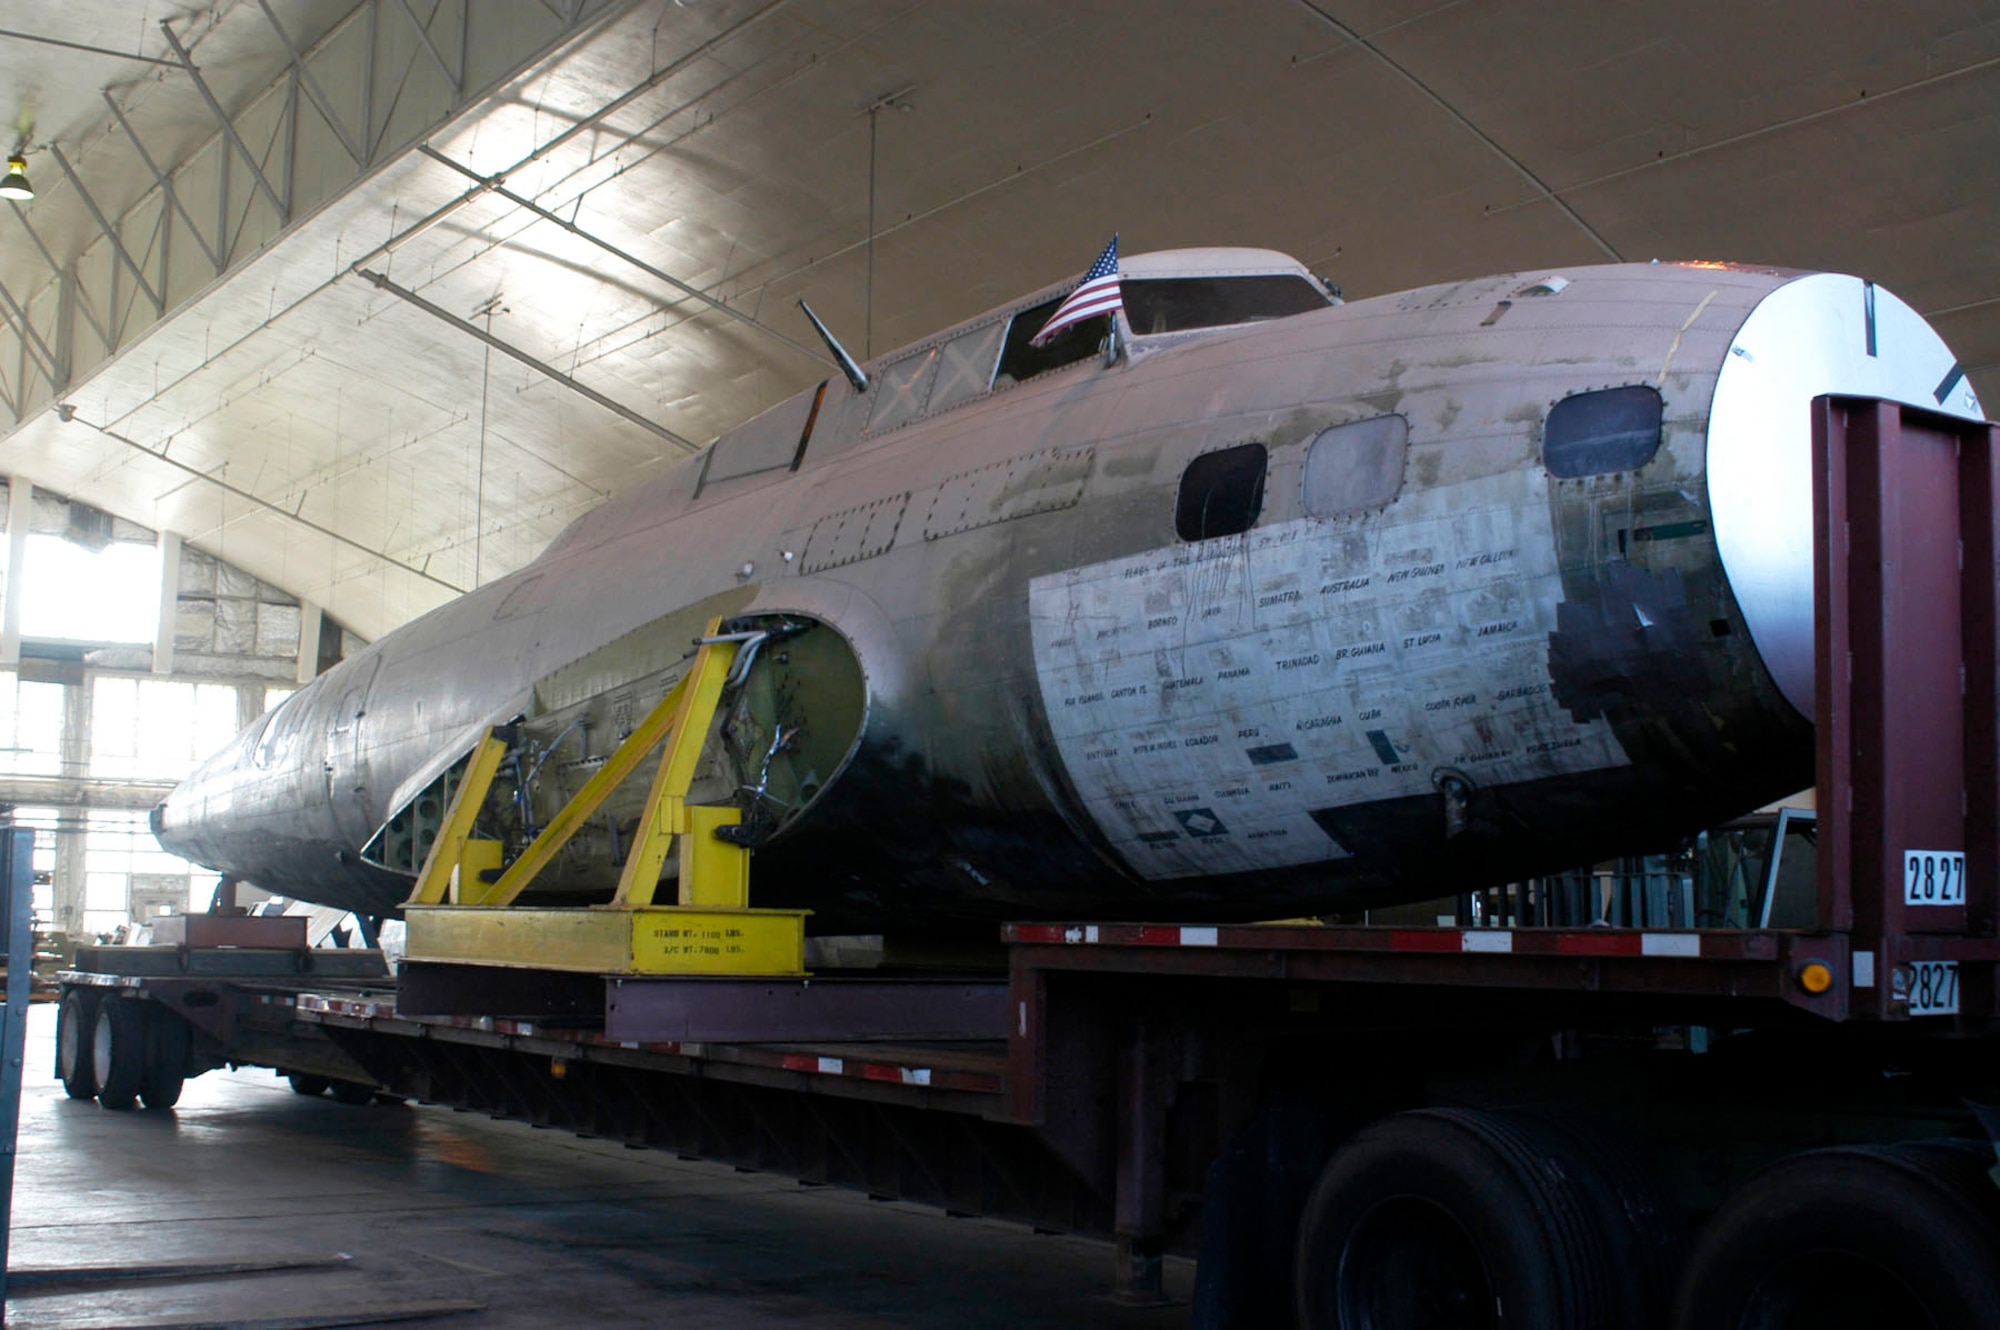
[154,256,1979,933]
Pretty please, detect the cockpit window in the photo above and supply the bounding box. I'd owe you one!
[1543,385,1663,478]
[1123,276,1329,335]
[994,295,1108,385]
[1177,443,1267,541]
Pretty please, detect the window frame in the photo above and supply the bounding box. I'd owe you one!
[1542,385,1665,480]
[1175,442,1270,543]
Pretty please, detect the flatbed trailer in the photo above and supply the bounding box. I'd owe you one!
[52,397,2000,1328]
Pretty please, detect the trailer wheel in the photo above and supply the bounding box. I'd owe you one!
[56,988,100,1099]
[328,1078,375,1105]
[1293,1108,1638,1330]
[287,1072,331,1097]
[91,999,147,1111]
[1670,1142,2000,1329]
[140,1009,191,1109]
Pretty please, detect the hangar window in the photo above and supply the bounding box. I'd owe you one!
[994,295,1109,385]
[1543,386,1663,478]
[1123,275,1330,335]
[1303,415,1408,517]
[1177,443,1267,542]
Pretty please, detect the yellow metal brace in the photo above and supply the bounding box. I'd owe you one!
[404,730,510,907]
[401,618,806,976]
[609,624,746,908]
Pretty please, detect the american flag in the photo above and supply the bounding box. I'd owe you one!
[1030,234,1123,347]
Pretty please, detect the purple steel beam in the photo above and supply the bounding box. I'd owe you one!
[605,977,1008,1043]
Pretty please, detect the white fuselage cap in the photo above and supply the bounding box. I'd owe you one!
[1707,273,1984,718]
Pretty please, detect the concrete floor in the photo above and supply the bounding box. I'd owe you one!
[8,1004,1195,1328]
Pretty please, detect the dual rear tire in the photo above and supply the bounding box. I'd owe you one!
[1669,1139,2000,1329]
[55,988,98,1099]
[1292,1108,1676,1330]
[73,993,188,1111]
[1291,1111,2000,1330]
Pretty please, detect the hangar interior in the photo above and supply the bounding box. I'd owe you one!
[0,0,1988,939]
[3,4,2000,1327]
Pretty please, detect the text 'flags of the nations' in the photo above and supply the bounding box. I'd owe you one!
[1030,234,1123,347]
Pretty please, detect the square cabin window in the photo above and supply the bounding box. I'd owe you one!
[1176,443,1267,542]
[1303,415,1408,517]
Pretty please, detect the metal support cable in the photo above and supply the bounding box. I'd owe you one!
[1292,0,1621,262]
[64,410,466,593]
[355,268,700,454]
[416,145,830,368]
[159,20,290,226]
[47,146,164,314]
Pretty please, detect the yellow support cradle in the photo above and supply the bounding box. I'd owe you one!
[401,619,807,977]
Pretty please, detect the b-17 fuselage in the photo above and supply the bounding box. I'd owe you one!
[154,248,1985,933]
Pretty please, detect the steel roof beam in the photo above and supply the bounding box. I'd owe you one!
[47,146,163,316]
[159,19,290,228]
[0,26,180,68]
[102,91,223,277]
[257,0,368,167]
[356,267,700,454]
[347,1,792,290]
[8,204,110,355]
[389,0,461,95]
[0,279,61,390]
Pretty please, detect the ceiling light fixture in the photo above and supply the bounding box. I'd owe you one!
[0,154,33,201]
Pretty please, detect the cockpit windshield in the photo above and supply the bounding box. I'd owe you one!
[1122,275,1330,335]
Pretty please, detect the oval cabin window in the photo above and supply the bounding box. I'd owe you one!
[1176,443,1267,541]
[1543,385,1663,478]
[1303,415,1408,517]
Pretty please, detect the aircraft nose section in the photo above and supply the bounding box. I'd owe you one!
[1706,274,1984,717]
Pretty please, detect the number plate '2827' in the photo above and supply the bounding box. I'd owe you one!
[1905,960,1960,1017]
[1903,850,1966,906]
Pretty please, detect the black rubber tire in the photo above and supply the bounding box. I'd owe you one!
[328,1078,376,1105]
[1670,1142,2000,1329]
[287,1072,332,1097]
[1511,1105,1686,1326]
[56,988,100,1099]
[91,998,147,1111]
[1293,1108,1644,1330]
[140,1009,191,1109]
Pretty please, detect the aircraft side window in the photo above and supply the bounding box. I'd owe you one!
[866,347,939,435]
[1303,415,1408,518]
[1176,443,1267,542]
[994,295,1109,386]
[927,322,1006,415]
[1543,385,1663,479]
